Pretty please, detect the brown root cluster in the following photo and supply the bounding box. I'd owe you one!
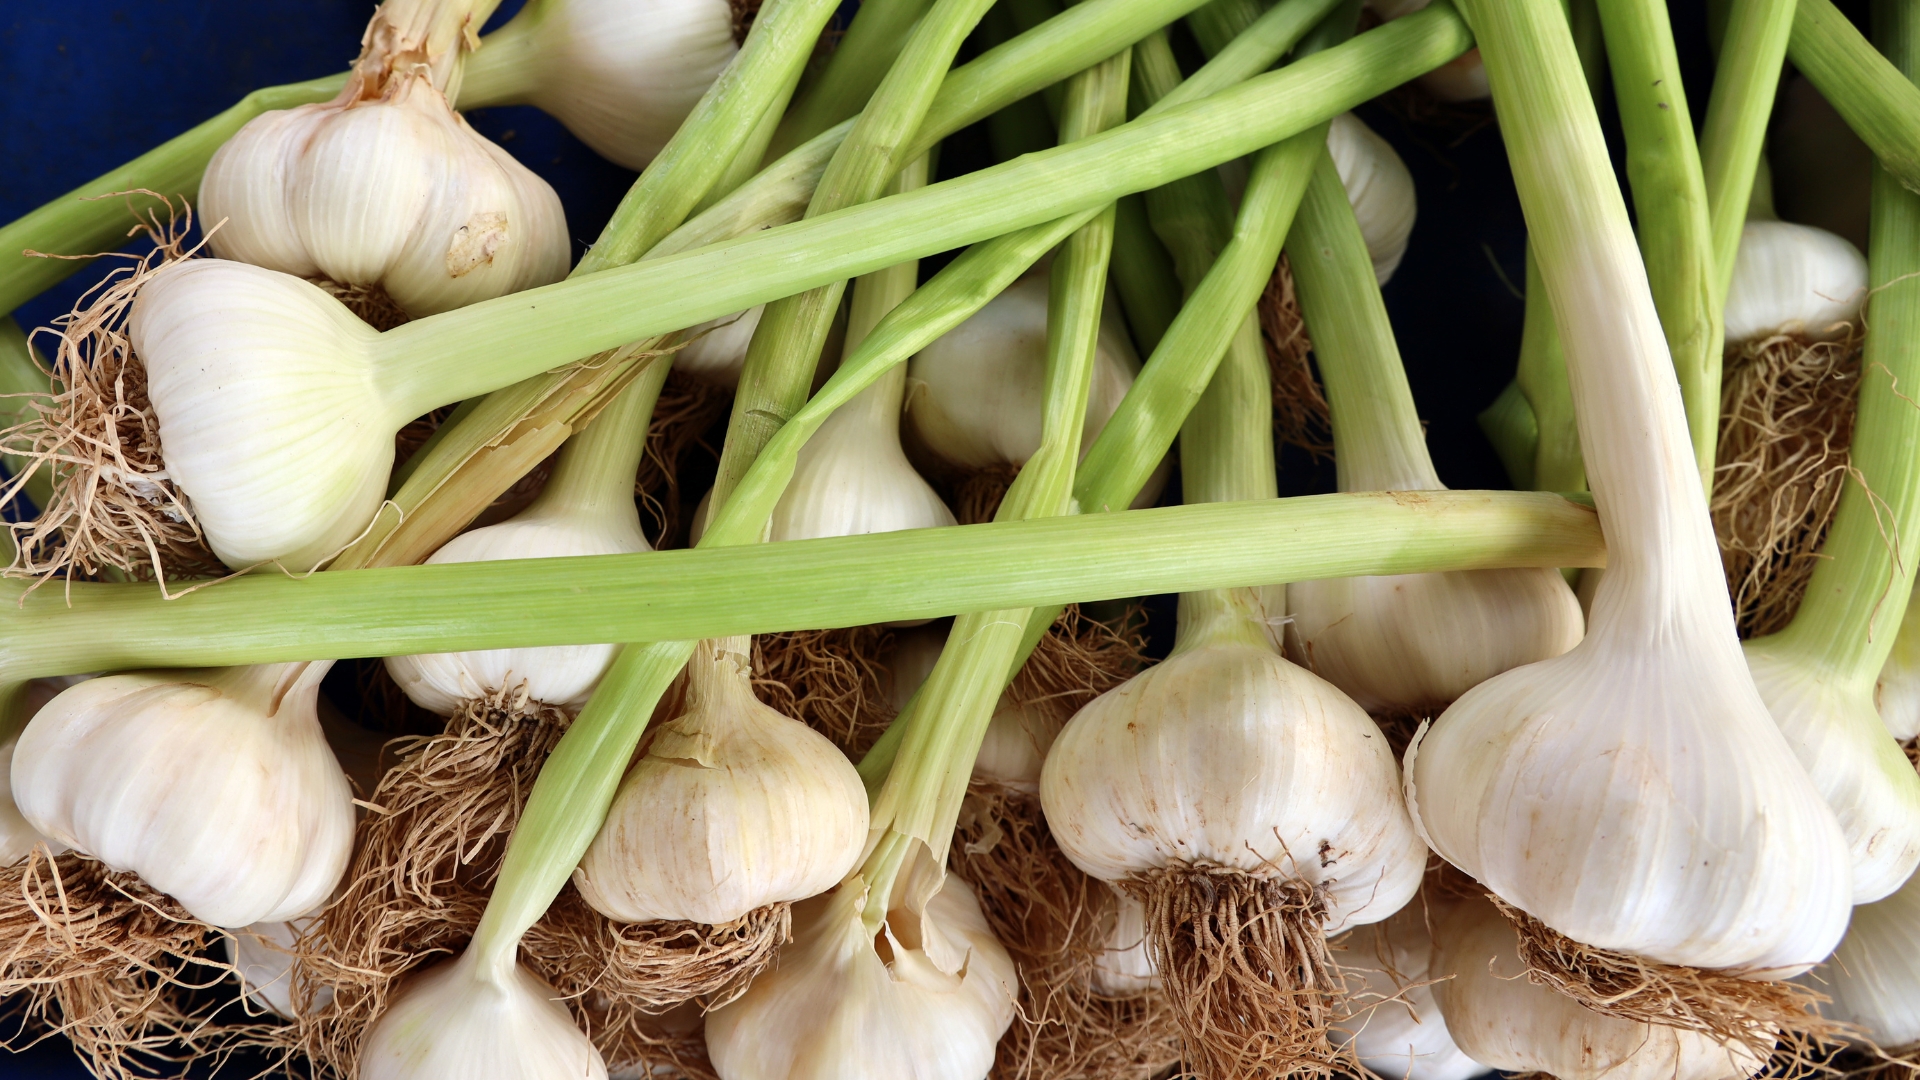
[1490,895,1847,1069]
[1258,257,1334,463]
[1123,865,1351,1080]
[309,278,411,332]
[752,625,896,756]
[0,846,267,1080]
[1712,328,1863,638]
[0,196,227,595]
[951,783,1181,1080]
[636,370,733,547]
[1006,604,1152,726]
[954,463,1024,526]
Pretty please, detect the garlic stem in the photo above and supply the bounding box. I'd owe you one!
[1702,0,1792,315]
[768,0,938,161]
[1597,0,1719,492]
[1187,0,1269,55]
[0,318,52,513]
[1136,31,1235,291]
[1515,249,1587,494]
[520,374,656,528]
[1789,0,1920,204]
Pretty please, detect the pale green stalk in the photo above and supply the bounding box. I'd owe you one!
[1789,0,1920,197]
[1110,196,1182,352]
[1700,0,1793,309]
[1516,250,1586,493]
[1135,31,1235,288]
[0,319,52,511]
[1597,0,1718,492]
[769,0,940,160]
[1188,0,1270,55]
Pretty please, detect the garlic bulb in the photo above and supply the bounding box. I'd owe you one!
[574,637,868,925]
[458,0,739,170]
[1743,642,1920,902]
[1327,113,1416,285]
[769,365,956,542]
[12,662,355,928]
[359,949,608,1080]
[1721,220,1868,344]
[1876,582,1920,741]
[1041,588,1426,932]
[387,383,653,713]
[1430,894,1763,1080]
[970,700,1060,793]
[201,0,569,318]
[226,917,328,1020]
[675,306,765,388]
[704,872,1018,1080]
[1336,902,1486,1080]
[1806,860,1920,1049]
[1089,888,1158,996]
[905,275,1166,509]
[0,737,59,866]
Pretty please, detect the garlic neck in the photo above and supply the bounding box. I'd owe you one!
[687,635,757,711]
[349,0,507,102]
[452,0,545,108]
[520,373,654,542]
[1173,588,1278,655]
[212,662,336,721]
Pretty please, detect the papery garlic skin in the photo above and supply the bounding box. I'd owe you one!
[13,663,355,928]
[130,260,398,571]
[676,306,765,388]
[906,276,1164,508]
[1876,582,1920,740]
[1327,114,1417,285]
[1808,862,1920,1049]
[1287,569,1585,715]
[359,950,608,1080]
[1722,221,1868,344]
[705,874,1018,1080]
[386,513,649,714]
[1040,624,1426,932]
[1431,895,1763,1080]
[483,0,739,171]
[201,77,568,317]
[770,369,956,543]
[1089,889,1158,996]
[574,641,869,925]
[1337,902,1486,1080]
[226,918,330,1020]
[1744,643,1920,902]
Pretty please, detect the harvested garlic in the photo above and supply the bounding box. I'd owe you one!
[1430,895,1762,1080]
[1337,902,1487,1080]
[226,917,328,1020]
[886,622,1061,793]
[456,0,739,170]
[1876,583,1920,740]
[12,662,355,928]
[1806,864,1920,1050]
[674,306,765,387]
[1088,888,1158,996]
[769,364,955,543]
[705,871,1018,1080]
[0,680,74,866]
[1722,220,1867,344]
[200,0,568,317]
[359,949,607,1080]
[1327,113,1417,285]
[573,637,868,925]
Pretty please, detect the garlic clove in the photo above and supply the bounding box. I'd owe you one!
[1040,641,1426,932]
[225,917,331,1020]
[1743,642,1920,903]
[1089,887,1158,996]
[573,640,869,925]
[1285,568,1585,716]
[1876,581,1920,741]
[11,662,356,928]
[704,873,1018,1080]
[1337,902,1488,1080]
[675,306,765,388]
[1722,220,1868,345]
[1430,894,1764,1080]
[1806,858,1920,1050]
[1406,626,1854,974]
[359,949,608,1080]
[386,512,649,714]
[130,259,396,570]
[1327,113,1417,285]
[196,106,328,278]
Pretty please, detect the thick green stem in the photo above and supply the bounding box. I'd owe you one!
[1700,0,1793,312]
[0,319,53,512]
[1790,0,1920,197]
[1135,31,1236,289]
[1188,0,1270,55]
[1517,250,1587,494]
[523,373,657,526]
[770,0,939,160]
[1597,0,1718,493]
[1761,0,1920,686]
[1288,150,1440,493]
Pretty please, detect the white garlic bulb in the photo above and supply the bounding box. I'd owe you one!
[970,700,1060,793]
[574,638,868,925]
[226,917,330,1020]
[1089,888,1158,997]
[769,366,956,543]
[129,260,397,571]
[360,949,608,1080]
[1327,113,1417,285]
[201,70,568,317]
[705,872,1018,1080]
[905,275,1166,509]
[12,662,356,928]
[1806,860,1920,1049]
[462,0,738,171]
[1336,902,1486,1080]
[0,737,59,867]
[1040,590,1426,933]
[1286,570,1585,715]
[1876,581,1920,741]
[1722,220,1868,344]
[1430,895,1763,1080]
[1743,642,1920,902]
[675,306,765,388]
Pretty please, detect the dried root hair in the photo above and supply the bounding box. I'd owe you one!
[636,370,732,547]
[952,462,1024,526]
[1489,895,1850,1071]
[1712,327,1863,638]
[309,278,411,332]
[0,195,227,596]
[951,783,1181,1080]
[1007,603,1152,727]
[0,846,275,1080]
[751,624,896,756]
[1258,256,1334,463]
[1121,864,1352,1080]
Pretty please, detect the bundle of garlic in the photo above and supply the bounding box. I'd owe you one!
[1283,150,1582,718]
[199,0,570,319]
[1337,901,1486,1080]
[1406,0,1849,1054]
[1807,864,1920,1054]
